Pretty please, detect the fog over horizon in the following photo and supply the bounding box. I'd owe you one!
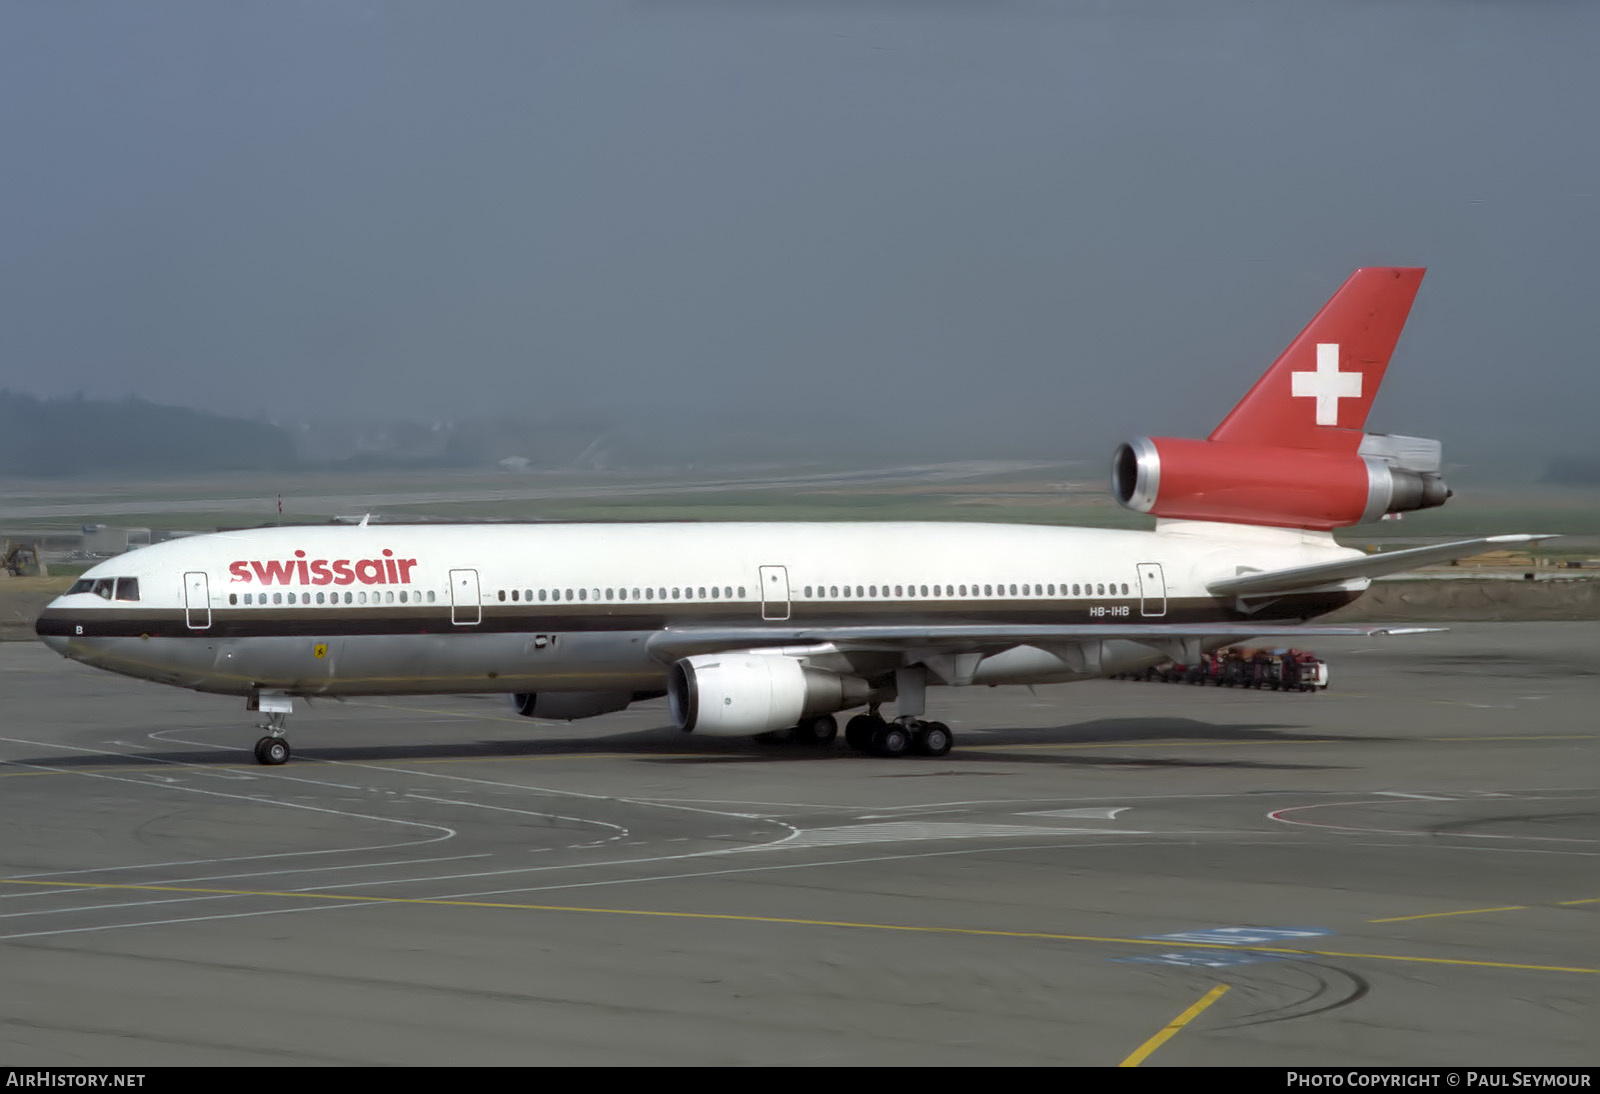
[2,3,1598,479]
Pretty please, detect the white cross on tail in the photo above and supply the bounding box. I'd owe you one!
[1291,343,1362,426]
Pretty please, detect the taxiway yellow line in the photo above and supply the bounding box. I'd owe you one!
[1371,905,1529,923]
[2,877,1596,976]
[1371,896,1599,922]
[1422,736,1596,743]
[975,734,1595,752]
[1118,984,1230,1068]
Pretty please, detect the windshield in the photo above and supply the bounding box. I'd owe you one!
[66,577,136,601]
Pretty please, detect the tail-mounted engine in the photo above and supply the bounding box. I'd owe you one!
[1111,433,1450,531]
[669,653,871,738]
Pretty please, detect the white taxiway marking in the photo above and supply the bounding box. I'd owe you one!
[405,794,629,837]
[0,836,1172,943]
[764,822,1149,849]
[1020,807,1132,820]
[1268,796,1598,843]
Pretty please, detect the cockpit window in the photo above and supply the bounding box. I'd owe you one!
[67,576,137,601]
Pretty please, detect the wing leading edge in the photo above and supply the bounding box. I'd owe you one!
[647,622,1438,664]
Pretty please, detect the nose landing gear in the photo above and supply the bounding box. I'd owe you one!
[248,692,293,766]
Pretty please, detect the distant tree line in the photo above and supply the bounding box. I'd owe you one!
[0,391,298,476]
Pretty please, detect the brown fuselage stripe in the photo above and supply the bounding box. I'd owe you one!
[37,592,1359,639]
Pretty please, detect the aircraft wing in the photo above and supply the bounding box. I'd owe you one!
[647,622,1436,663]
[1205,533,1558,598]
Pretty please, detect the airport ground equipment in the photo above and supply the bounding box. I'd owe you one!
[1111,647,1329,691]
[2,540,47,577]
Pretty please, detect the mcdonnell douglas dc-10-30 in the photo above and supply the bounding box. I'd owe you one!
[37,268,1548,765]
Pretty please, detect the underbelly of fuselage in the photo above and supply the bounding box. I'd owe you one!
[56,631,666,697]
[53,630,1263,698]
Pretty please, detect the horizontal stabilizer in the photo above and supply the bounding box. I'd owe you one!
[1206,534,1559,597]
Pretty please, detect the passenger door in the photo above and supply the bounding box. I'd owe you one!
[449,568,481,625]
[1137,563,1167,617]
[758,565,790,621]
[184,571,211,630]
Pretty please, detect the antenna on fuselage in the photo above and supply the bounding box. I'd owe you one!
[359,513,370,527]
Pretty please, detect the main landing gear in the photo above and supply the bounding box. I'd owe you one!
[249,692,293,766]
[844,713,954,758]
[846,666,954,758]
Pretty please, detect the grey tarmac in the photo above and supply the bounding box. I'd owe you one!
[0,624,1595,1066]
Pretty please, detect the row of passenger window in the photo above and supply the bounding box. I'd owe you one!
[227,582,1133,608]
[487,581,1134,604]
[800,582,1131,598]
[495,586,747,603]
[229,590,437,606]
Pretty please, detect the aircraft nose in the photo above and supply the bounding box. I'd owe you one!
[36,598,75,655]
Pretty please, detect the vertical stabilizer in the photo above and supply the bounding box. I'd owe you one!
[1208,267,1424,451]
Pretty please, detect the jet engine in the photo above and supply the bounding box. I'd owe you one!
[668,653,871,737]
[1110,433,1450,531]
[509,691,636,721]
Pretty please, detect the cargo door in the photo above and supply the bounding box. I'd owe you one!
[184,571,212,630]
[1137,563,1167,617]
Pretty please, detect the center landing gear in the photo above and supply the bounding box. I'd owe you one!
[248,692,294,766]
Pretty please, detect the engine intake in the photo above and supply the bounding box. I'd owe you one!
[669,653,870,738]
[1111,435,1450,531]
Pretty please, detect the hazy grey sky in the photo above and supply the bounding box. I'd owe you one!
[2,2,1597,467]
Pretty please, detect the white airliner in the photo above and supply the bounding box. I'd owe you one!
[38,268,1548,765]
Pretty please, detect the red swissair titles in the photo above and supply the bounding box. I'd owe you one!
[228,549,419,586]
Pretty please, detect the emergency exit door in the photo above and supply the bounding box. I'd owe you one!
[449,568,481,625]
[1137,563,1167,617]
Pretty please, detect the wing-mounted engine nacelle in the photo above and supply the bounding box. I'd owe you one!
[668,653,871,738]
[509,691,636,721]
[1111,434,1451,531]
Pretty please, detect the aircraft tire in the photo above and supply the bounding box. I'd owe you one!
[797,714,838,746]
[871,724,909,758]
[913,722,953,758]
[845,715,880,752]
[255,736,290,766]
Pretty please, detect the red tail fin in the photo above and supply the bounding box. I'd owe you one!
[1208,267,1424,451]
